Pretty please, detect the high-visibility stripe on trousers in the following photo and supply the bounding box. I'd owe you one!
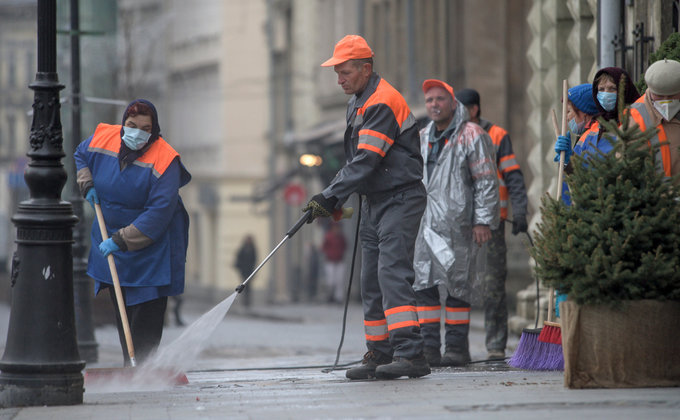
[364,305,420,341]
[417,305,441,325]
[445,307,470,325]
[364,318,389,342]
[359,183,427,359]
[415,286,471,351]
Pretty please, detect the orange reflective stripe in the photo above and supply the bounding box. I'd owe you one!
[384,305,416,316]
[366,333,390,341]
[388,320,420,331]
[445,307,470,312]
[630,103,671,177]
[358,143,386,157]
[385,305,418,331]
[359,128,395,146]
[445,319,470,325]
[416,305,441,312]
[364,318,388,341]
[417,305,441,325]
[445,306,470,325]
[497,168,508,219]
[499,155,520,173]
[658,126,671,177]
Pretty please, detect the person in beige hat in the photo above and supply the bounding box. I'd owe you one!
[303,35,431,380]
[629,59,680,178]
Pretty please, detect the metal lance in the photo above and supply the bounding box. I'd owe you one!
[0,0,85,407]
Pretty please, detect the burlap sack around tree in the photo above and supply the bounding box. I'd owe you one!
[560,299,680,389]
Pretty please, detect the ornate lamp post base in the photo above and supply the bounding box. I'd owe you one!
[0,371,84,407]
[0,0,85,407]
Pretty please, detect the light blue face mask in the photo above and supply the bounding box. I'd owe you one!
[568,118,586,136]
[597,91,617,112]
[122,126,151,150]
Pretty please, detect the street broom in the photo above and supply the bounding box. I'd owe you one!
[508,80,568,370]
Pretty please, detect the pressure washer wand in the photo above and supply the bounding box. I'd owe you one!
[235,207,353,293]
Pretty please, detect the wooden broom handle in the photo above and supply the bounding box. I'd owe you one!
[94,203,137,366]
[556,80,569,199]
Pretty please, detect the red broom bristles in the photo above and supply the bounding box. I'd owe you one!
[538,322,562,345]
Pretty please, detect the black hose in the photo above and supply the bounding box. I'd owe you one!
[323,196,362,373]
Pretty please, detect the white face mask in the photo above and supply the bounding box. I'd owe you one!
[652,99,680,121]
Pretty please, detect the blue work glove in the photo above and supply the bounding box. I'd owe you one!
[553,135,572,165]
[85,188,99,208]
[98,238,120,257]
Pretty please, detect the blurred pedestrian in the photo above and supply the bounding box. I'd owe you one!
[302,241,321,300]
[304,35,430,380]
[321,222,347,303]
[235,235,257,307]
[74,99,191,365]
[413,80,499,367]
[456,88,528,360]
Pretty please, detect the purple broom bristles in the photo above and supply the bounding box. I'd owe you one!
[507,328,541,369]
[508,328,564,371]
[535,342,564,371]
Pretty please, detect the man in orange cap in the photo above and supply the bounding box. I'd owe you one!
[303,34,430,380]
[413,79,499,367]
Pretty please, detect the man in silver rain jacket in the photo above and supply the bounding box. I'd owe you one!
[414,79,500,367]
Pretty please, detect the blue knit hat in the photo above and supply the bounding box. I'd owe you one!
[567,83,598,115]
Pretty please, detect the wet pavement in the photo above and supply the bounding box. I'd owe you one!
[0,295,678,419]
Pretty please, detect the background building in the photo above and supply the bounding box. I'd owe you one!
[0,0,678,324]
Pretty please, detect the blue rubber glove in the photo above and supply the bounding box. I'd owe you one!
[85,188,99,208]
[553,135,572,165]
[98,238,119,257]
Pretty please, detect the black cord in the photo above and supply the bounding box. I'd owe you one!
[324,197,362,373]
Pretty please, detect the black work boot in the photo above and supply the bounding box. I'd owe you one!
[346,350,392,380]
[440,346,471,367]
[423,346,441,367]
[374,354,431,379]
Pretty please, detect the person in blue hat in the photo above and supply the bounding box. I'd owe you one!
[553,83,599,206]
[566,83,599,137]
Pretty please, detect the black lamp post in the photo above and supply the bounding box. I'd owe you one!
[0,0,85,407]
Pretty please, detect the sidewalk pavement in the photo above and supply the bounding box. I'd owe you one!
[0,294,678,419]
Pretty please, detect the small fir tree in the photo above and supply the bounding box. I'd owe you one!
[531,93,680,306]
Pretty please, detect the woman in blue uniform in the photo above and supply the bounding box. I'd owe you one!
[75,99,191,365]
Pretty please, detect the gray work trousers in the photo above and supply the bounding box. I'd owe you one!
[415,286,470,351]
[359,182,426,359]
[483,220,508,352]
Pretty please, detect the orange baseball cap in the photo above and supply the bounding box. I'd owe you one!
[321,35,374,67]
[422,79,455,100]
